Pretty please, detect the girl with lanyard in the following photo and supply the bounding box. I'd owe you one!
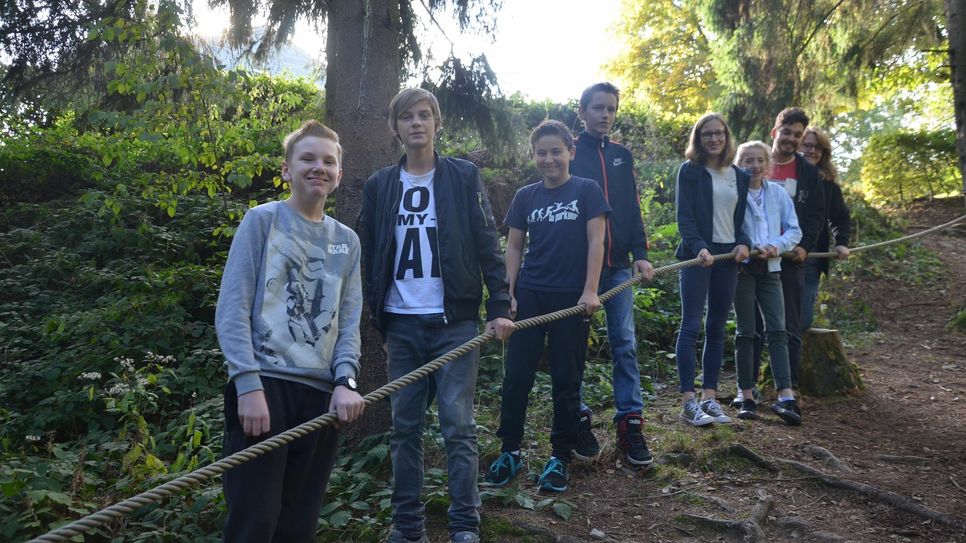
[732,141,803,424]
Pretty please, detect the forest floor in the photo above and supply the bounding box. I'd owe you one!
[427,198,966,543]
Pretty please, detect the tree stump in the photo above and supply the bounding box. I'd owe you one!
[799,328,863,396]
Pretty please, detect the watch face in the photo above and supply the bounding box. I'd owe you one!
[347,377,357,390]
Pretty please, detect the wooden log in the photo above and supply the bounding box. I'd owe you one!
[800,328,863,396]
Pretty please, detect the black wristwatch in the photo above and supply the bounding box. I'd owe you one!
[333,376,358,391]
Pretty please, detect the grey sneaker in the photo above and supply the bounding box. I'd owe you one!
[700,399,733,423]
[680,398,715,426]
[450,531,481,543]
[386,529,429,543]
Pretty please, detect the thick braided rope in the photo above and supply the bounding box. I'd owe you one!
[27,212,965,543]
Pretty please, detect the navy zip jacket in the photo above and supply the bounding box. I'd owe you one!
[570,131,649,268]
[814,180,851,276]
[786,154,828,254]
[674,161,752,260]
[360,153,512,336]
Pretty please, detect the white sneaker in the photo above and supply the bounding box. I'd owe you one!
[700,399,733,423]
[680,399,715,426]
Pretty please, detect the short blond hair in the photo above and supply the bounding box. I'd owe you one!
[735,140,772,169]
[282,120,343,164]
[388,88,442,136]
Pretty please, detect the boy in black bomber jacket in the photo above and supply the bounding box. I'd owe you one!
[361,88,513,543]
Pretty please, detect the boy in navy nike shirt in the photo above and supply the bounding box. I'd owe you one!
[487,120,610,492]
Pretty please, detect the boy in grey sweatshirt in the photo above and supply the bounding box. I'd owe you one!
[215,120,365,543]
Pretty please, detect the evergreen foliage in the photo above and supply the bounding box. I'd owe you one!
[860,129,962,204]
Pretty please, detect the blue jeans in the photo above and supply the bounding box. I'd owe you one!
[734,270,792,391]
[801,260,821,330]
[580,266,644,420]
[675,243,739,393]
[385,315,480,538]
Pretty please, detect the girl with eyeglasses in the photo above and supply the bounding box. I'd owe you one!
[799,127,851,330]
[673,113,751,426]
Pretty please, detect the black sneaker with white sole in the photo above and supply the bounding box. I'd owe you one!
[771,399,802,426]
[737,399,759,420]
[731,388,760,409]
[617,413,653,466]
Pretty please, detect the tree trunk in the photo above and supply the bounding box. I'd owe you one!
[326,0,402,441]
[946,0,966,204]
[799,328,863,397]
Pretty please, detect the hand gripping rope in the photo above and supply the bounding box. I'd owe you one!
[27,213,965,543]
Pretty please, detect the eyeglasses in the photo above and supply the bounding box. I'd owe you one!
[700,130,726,141]
[800,143,819,151]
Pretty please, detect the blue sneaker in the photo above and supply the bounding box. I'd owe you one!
[537,456,568,492]
[485,451,521,486]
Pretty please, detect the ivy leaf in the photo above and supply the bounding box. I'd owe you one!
[552,501,572,520]
[514,493,535,510]
[329,510,351,528]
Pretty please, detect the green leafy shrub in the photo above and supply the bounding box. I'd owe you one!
[860,129,962,205]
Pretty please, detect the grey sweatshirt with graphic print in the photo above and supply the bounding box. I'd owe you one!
[215,201,362,397]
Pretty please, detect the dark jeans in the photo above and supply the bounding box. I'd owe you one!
[734,269,792,391]
[753,260,804,387]
[497,288,588,461]
[222,377,339,543]
[675,243,739,393]
[385,314,480,538]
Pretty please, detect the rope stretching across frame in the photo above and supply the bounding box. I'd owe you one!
[27,213,966,543]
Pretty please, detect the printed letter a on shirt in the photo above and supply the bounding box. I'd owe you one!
[395,186,440,279]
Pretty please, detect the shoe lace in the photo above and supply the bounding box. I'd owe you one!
[541,458,564,479]
[491,452,514,474]
[703,399,722,414]
[624,428,646,449]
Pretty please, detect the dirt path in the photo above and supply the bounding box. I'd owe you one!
[471,199,966,543]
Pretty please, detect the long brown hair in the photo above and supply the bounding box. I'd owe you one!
[804,127,837,184]
[685,113,735,167]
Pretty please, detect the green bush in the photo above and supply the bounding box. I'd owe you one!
[860,129,962,205]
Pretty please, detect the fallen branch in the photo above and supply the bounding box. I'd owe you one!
[680,492,773,542]
[781,458,966,530]
[727,443,966,530]
[801,444,853,472]
[686,492,736,513]
[728,443,779,472]
[873,454,930,464]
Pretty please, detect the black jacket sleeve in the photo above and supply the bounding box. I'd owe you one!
[675,162,708,257]
[827,182,851,247]
[467,167,512,322]
[797,165,827,253]
[626,151,649,262]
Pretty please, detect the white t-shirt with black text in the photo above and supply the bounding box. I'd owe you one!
[384,168,445,314]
